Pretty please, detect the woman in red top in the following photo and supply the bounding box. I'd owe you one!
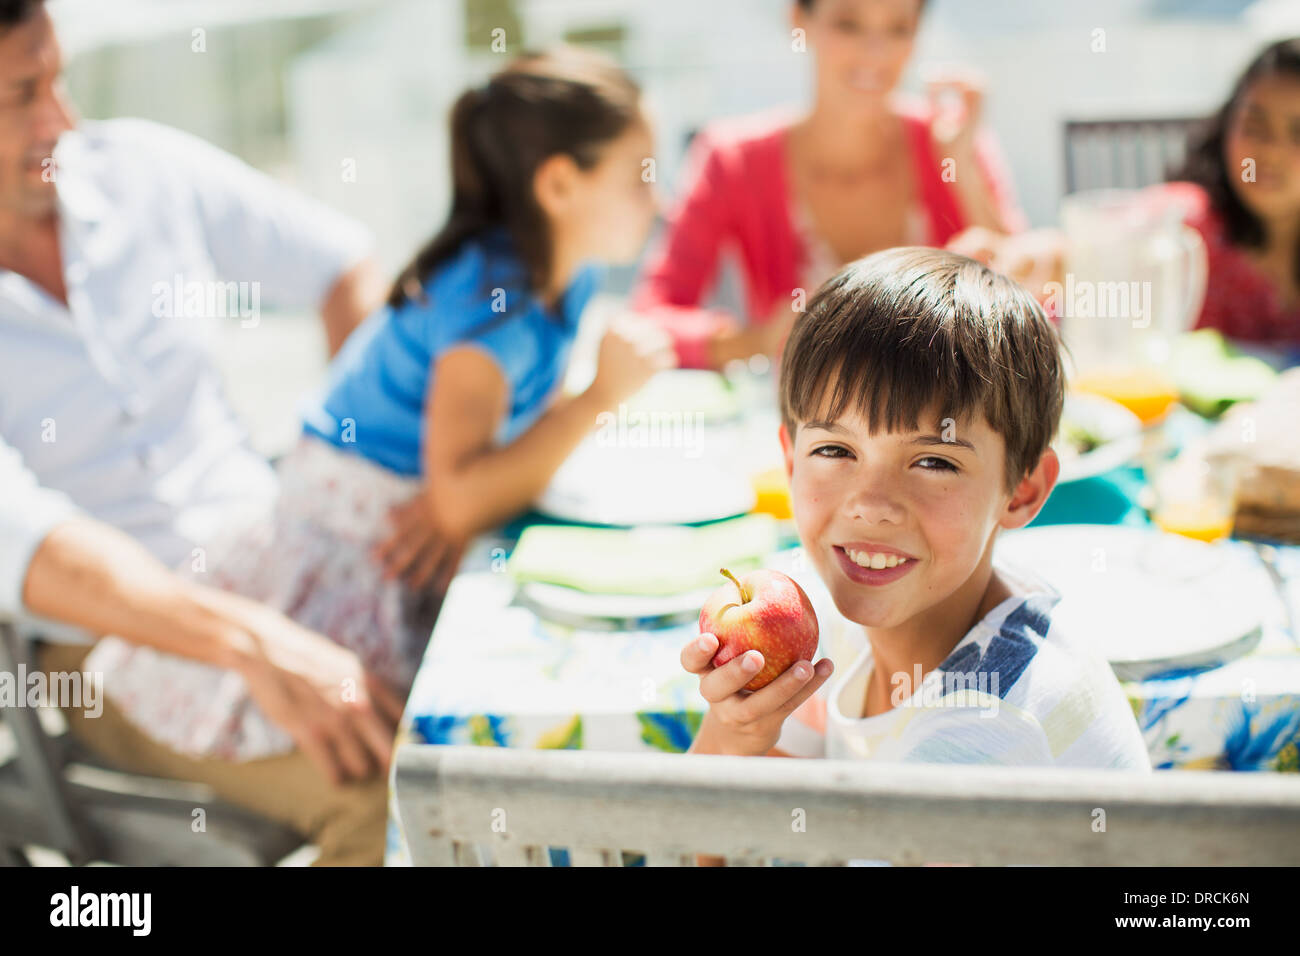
[1163,38,1300,347]
[631,0,1028,369]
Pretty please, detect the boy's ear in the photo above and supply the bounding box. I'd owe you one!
[999,447,1060,531]
[778,421,795,481]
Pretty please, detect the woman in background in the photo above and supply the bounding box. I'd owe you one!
[1162,37,1300,346]
[632,0,1026,369]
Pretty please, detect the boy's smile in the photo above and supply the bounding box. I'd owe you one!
[832,541,918,585]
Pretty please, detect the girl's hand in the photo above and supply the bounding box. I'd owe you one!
[374,491,464,592]
[588,317,676,407]
[681,632,833,757]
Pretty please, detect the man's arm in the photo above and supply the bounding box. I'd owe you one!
[22,518,252,670]
[21,518,406,784]
[0,435,401,784]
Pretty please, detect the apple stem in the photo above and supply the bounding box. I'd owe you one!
[720,567,749,603]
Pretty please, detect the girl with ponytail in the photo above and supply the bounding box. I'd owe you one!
[84,46,672,763]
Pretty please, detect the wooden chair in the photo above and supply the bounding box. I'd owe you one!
[1063,117,1203,194]
[394,744,1300,866]
[0,618,304,866]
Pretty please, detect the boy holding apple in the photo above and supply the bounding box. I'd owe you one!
[683,247,1150,769]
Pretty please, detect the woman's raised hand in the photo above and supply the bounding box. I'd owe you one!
[924,66,986,158]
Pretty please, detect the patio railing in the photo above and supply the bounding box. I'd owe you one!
[394,744,1300,866]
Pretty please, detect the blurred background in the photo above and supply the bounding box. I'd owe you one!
[47,0,1300,452]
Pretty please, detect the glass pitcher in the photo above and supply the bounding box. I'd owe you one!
[1056,189,1207,424]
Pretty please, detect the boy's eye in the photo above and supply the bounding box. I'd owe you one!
[811,444,851,459]
[915,456,958,472]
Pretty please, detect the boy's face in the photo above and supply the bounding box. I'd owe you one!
[779,399,1055,629]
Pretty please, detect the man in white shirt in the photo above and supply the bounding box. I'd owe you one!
[0,0,403,865]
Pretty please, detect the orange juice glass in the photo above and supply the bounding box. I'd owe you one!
[1148,455,1238,543]
[751,466,792,520]
[1072,366,1181,425]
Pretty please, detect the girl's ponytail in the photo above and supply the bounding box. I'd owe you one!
[389,86,496,308]
[387,47,641,310]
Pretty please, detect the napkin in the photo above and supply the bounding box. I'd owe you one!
[507,513,779,596]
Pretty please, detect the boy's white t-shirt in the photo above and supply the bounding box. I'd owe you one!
[776,558,1152,771]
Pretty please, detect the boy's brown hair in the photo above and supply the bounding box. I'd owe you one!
[778,247,1066,493]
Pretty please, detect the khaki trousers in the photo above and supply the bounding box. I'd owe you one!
[37,641,390,866]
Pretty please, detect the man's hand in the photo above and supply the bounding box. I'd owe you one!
[681,632,833,757]
[374,491,464,593]
[21,519,408,787]
[229,614,407,786]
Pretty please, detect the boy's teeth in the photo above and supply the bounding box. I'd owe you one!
[846,549,907,569]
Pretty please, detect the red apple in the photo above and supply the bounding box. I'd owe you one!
[699,567,820,692]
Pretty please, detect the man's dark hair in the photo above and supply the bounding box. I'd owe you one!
[778,247,1066,494]
[0,0,42,30]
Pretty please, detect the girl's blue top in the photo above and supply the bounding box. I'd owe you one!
[301,227,602,476]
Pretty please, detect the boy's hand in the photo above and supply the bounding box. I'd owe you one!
[681,632,833,757]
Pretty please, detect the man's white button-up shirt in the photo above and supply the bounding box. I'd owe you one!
[0,118,371,636]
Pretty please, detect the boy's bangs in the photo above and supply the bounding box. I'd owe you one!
[785,316,995,438]
[778,247,1063,493]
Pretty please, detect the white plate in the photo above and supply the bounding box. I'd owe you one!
[535,428,756,526]
[517,581,715,629]
[1054,392,1144,484]
[996,524,1272,680]
[618,369,741,423]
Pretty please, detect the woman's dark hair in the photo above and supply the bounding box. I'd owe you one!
[1174,37,1300,284]
[795,0,928,11]
[388,46,641,310]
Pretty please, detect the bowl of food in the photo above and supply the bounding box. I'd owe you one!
[1054,392,1144,483]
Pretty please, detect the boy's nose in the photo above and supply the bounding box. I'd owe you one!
[845,482,906,526]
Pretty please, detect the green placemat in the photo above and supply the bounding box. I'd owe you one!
[507,513,778,596]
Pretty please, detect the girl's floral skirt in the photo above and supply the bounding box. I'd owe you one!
[82,435,444,762]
